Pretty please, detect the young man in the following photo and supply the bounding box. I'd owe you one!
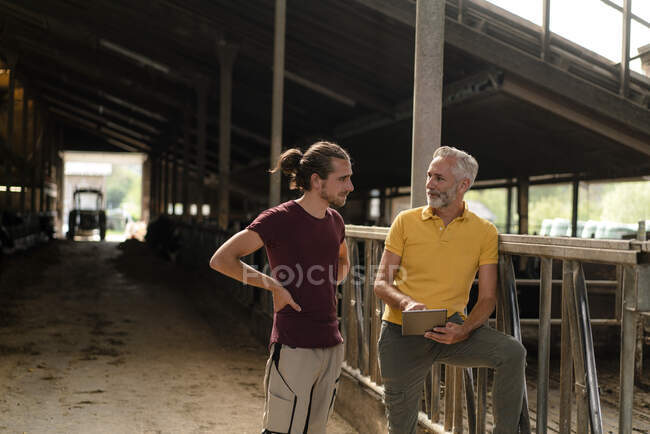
[210,141,354,434]
[374,146,526,434]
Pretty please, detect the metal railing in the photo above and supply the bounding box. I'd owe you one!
[343,225,649,433]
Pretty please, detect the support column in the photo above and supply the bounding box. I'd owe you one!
[541,0,551,61]
[21,88,28,212]
[141,155,151,223]
[150,155,158,218]
[31,98,38,212]
[196,79,208,220]
[410,0,445,209]
[571,177,579,237]
[162,152,168,214]
[171,134,178,216]
[269,0,286,207]
[5,68,15,208]
[40,112,47,212]
[517,177,529,235]
[620,0,632,97]
[183,104,191,219]
[506,182,513,234]
[217,42,237,230]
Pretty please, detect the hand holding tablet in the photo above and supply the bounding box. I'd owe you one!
[401,308,448,336]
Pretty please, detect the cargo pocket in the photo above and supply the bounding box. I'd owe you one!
[327,375,341,419]
[264,361,297,433]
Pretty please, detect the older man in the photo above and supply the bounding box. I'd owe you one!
[374,146,526,434]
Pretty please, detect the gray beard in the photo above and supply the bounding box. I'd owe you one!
[427,185,457,209]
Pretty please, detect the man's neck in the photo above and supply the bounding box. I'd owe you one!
[295,192,329,218]
[432,200,465,226]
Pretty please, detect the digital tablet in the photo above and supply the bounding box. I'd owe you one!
[401,309,448,336]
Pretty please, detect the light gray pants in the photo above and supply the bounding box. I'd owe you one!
[378,315,526,434]
[263,342,344,434]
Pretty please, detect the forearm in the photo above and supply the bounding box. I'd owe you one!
[463,296,496,333]
[374,280,413,311]
[211,256,280,292]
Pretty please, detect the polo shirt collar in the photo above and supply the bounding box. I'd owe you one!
[421,202,469,222]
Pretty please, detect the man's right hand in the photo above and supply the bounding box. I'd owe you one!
[400,298,426,312]
[272,286,302,313]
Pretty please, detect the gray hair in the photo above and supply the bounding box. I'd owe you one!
[432,146,479,188]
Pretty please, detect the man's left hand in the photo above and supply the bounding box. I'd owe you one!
[424,322,470,344]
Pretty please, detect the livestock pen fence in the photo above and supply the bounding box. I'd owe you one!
[343,225,649,433]
[168,218,649,433]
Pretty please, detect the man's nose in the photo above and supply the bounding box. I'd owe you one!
[347,179,354,192]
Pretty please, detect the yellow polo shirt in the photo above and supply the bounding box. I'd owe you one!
[383,204,498,325]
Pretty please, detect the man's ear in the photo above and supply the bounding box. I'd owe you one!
[459,178,471,195]
[310,172,322,191]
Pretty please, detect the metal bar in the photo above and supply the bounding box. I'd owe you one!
[218,43,237,230]
[619,265,637,433]
[457,0,464,23]
[620,0,631,97]
[410,0,444,208]
[541,0,551,61]
[269,0,286,207]
[500,254,531,432]
[537,257,553,434]
[571,178,579,237]
[565,261,588,434]
[573,263,603,433]
[559,261,573,434]
[600,0,650,28]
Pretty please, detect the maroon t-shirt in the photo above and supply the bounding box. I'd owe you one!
[246,200,345,348]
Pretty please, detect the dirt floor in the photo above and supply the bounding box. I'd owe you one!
[0,240,357,434]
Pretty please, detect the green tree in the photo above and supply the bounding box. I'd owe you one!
[599,181,650,223]
[105,165,137,210]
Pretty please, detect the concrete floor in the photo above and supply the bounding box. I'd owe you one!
[0,240,357,434]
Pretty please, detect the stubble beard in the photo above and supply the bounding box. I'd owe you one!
[321,189,347,208]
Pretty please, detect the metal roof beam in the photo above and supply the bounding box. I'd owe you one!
[352,0,650,139]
